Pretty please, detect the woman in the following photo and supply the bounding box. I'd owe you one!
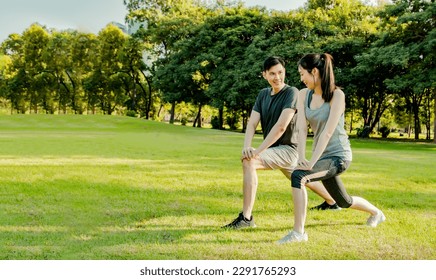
[278,53,385,243]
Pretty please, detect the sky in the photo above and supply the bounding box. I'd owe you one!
[0,0,307,43]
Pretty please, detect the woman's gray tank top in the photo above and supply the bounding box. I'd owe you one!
[305,90,352,161]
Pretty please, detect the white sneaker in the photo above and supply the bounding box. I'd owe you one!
[366,210,386,227]
[277,230,308,244]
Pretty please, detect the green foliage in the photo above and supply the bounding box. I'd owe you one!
[379,126,391,138]
[356,126,372,138]
[126,109,137,117]
[211,115,220,129]
[225,109,240,130]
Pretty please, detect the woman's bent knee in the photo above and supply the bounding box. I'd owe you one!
[335,197,353,208]
[291,170,306,189]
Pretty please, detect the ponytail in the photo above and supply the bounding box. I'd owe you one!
[298,53,337,102]
[320,53,336,102]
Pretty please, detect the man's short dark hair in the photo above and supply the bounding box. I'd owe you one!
[263,56,285,72]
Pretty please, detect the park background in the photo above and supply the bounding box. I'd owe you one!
[0,0,435,260]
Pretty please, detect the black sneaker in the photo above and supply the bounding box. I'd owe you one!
[310,201,341,210]
[222,212,256,229]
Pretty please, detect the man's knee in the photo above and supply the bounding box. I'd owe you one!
[242,158,258,172]
[242,157,254,166]
[242,157,266,170]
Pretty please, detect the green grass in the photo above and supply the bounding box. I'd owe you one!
[0,114,435,260]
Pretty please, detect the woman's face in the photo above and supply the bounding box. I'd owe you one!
[298,65,316,90]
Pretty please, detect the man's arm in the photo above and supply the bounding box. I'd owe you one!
[241,110,261,160]
[252,107,295,157]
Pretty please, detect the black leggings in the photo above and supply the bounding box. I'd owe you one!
[291,157,353,208]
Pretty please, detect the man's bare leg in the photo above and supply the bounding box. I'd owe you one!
[281,170,336,205]
[305,181,336,205]
[242,157,270,219]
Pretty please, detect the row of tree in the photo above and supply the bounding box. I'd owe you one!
[0,0,435,141]
[0,24,153,116]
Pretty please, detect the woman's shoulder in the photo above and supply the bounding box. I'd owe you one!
[333,87,345,96]
[330,88,346,109]
[298,88,310,98]
[332,88,345,101]
[296,88,309,107]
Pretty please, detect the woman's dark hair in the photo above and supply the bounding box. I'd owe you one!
[263,56,285,72]
[298,53,336,102]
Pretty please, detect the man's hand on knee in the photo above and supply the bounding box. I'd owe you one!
[241,147,257,161]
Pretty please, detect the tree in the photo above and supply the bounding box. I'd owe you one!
[87,24,128,115]
[1,33,27,113]
[0,54,12,110]
[119,36,150,116]
[375,0,435,139]
[43,31,74,114]
[125,0,211,123]
[2,25,51,113]
[69,32,100,114]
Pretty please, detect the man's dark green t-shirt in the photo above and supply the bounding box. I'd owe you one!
[252,85,298,148]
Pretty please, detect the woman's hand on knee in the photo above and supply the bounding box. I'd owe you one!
[297,159,312,170]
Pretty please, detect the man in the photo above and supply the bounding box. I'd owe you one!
[223,56,338,229]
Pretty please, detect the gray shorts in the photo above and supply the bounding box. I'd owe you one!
[258,145,298,179]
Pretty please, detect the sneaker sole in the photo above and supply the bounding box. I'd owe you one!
[222,224,257,229]
[310,207,342,211]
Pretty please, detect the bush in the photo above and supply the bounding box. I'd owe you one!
[211,116,220,129]
[379,126,391,138]
[357,126,371,138]
[226,114,240,130]
[126,110,137,117]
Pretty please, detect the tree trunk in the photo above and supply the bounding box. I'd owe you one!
[157,104,163,118]
[241,107,249,133]
[169,101,176,124]
[413,104,420,140]
[219,107,224,130]
[193,104,202,128]
[412,94,423,140]
[434,92,436,144]
[140,71,152,120]
[242,114,247,133]
[146,81,152,120]
[132,78,137,111]
[65,70,77,113]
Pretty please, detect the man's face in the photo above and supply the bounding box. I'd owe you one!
[263,63,286,93]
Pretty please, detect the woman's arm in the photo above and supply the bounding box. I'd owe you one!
[296,89,308,163]
[307,89,345,168]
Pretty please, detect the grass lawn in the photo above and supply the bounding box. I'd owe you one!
[0,114,435,260]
